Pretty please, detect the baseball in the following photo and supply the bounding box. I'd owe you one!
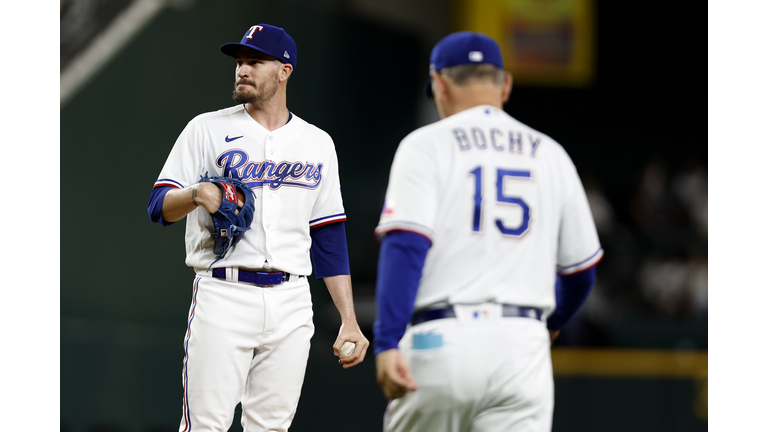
[339,341,356,358]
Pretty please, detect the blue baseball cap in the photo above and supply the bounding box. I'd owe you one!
[425,31,504,98]
[220,24,297,70]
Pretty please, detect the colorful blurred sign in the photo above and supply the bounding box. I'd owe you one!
[457,0,594,86]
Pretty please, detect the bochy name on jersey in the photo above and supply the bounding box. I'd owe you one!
[217,149,324,190]
[452,127,542,156]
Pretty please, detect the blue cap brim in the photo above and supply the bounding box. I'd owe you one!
[220,43,286,63]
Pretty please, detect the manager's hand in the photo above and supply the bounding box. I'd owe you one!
[376,349,418,400]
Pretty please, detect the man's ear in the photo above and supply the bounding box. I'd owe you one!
[280,63,293,81]
[501,72,513,104]
[430,70,447,100]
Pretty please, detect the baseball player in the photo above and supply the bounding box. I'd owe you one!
[373,31,603,432]
[146,23,369,432]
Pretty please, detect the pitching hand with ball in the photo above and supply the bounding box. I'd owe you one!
[339,341,356,359]
[333,323,370,369]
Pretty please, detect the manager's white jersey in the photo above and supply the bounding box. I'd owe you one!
[154,105,346,276]
[375,105,602,317]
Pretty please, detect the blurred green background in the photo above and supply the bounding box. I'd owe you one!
[60,0,706,431]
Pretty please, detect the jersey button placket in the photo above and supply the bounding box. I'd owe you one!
[262,187,274,264]
[263,135,281,255]
[262,135,274,261]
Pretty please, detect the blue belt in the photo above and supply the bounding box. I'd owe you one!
[211,268,304,286]
[410,304,543,326]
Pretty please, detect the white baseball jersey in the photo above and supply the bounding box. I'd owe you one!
[375,105,602,317]
[154,104,346,276]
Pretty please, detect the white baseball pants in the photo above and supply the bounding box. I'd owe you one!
[179,275,314,432]
[384,303,554,432]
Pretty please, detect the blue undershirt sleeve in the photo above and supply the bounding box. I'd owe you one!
[147,186,174,226]
[547,266,597,331]
[373,231,432,355]
[310,222,351,278]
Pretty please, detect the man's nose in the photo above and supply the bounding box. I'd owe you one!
[237,65,250,78]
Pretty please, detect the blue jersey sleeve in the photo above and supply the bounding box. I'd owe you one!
[310,221,350,278]
[147,186,174,226]
[547,266,597,331]
[373,231,432,355]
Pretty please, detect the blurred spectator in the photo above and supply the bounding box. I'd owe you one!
[640,258,692,317]
[560,158,707,346]
[584,177,616,235]
[628,159,707,318]
[629,160,697,253]
[688,256,708,318]
[673,159,708,242]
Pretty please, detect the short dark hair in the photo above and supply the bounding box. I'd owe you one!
[440,63,505,87]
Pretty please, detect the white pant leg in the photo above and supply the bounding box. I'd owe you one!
[178,276,267,432]
[470,318,554,432]
[240,277,314,432]
[385,306,553,432]
[384,318,475,432]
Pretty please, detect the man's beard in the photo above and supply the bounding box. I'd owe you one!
[232,74,278,104]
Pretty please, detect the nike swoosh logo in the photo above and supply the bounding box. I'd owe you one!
[225,135,244,142]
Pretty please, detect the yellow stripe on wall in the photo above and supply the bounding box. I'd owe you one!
[552,348,708,378]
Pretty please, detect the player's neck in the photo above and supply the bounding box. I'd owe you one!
[439,85,503,118]
[244,96,290,132]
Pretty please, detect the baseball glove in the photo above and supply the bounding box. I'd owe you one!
[198,174,256,261]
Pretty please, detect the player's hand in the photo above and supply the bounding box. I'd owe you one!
[549,330,560,345]
[376,349,417,400]
[195,183,245,214]
[333,321,370,369]
[195,182,222,214]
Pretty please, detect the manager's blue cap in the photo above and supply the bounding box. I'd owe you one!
[425,31,504,98]
[220,24,297,70]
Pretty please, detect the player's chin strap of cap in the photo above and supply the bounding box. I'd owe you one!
[206,224,251,272]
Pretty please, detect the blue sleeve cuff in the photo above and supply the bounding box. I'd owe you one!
[373,231,431,355]
[310,222,350,278]
[147,186,174,226]
[547,266,597,330]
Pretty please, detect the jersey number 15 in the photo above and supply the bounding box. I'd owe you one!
[469,166,531,237]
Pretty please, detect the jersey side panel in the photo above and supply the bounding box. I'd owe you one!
[308,131,346,228]
[156,120,204,189]
[554,148,603,274]
[376,130,441,241]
